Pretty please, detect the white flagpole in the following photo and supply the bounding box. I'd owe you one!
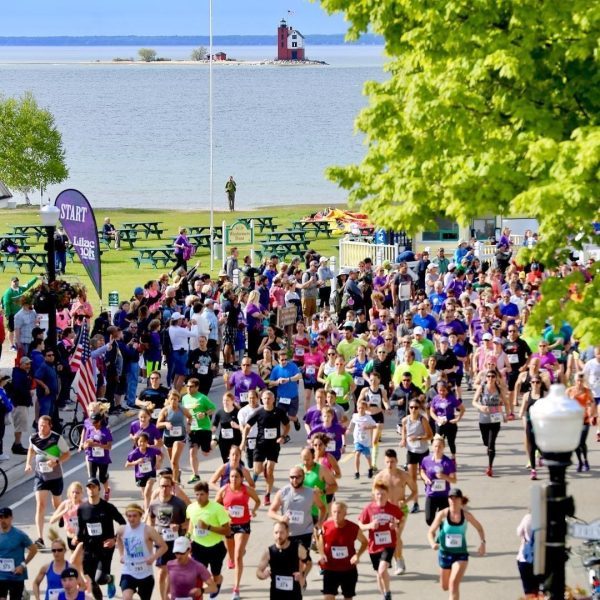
[209,0,214,271]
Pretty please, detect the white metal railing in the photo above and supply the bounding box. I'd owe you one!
[338,239,398,270]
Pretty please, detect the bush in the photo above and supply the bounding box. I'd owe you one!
[138,48,157,62]
[190,47,207,61]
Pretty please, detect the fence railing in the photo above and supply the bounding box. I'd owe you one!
[339,239,398,270]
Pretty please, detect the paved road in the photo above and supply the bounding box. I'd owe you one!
[3,382,598,600]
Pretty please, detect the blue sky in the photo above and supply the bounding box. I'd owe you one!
[2,0,348,36]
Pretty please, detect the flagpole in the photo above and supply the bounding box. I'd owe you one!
[209,0,215,272]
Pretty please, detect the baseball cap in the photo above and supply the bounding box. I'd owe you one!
[134,287,144,295]
[170,312,183,321]
[348,267,359,274]
[203,298,215,306]
[0,507,12,518]
[173,536,191,554]
[482,333,493,341]
[413,326,424,335]
[319,256,328,263]
[448,487,463,498]
[343,322,354,330]
[427,263,437,271]
[60,567,79,580]
[86,477,101,488]
[447,262,456,271]
[19,357,32,366]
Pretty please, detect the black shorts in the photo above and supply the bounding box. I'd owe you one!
[0,580,24,600]
[407,450,428,465]
[7,314,15,333]
[228,522,251,536]
[163,435,185,449]
[253,442,280,464]
[88,462,110,484]
[303,381,320,391]
[507,370,520,392]
[135,474,155,488]
[189,429,212,453]
[369,547,394,571]
[34,476,64,496]
[323,567,358,597]
[191,540,227,576]
[455,373,463,387]
[369,410,384,424]
[120,574,154,599]
[290,533,313,563]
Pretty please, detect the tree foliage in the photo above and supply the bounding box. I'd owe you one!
[0,92,68,198]
[138,47,157,62]
[318,0,600,344]
[190,46,207,61]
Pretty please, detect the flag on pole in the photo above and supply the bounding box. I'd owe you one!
[70,319,96,415]
[287,9,295,15]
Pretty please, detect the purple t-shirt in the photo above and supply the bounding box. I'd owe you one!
[436,319,466,337]
[309,422,346,459]
[83,420,113,464]
[304,405,339,430]
[228,370,266,404]
[127,446,162,479]
[166,557,211,597]
[129,421,163,445]
[421,454,456,497]
[430,394,462,421]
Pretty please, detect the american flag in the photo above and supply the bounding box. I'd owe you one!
[70,319,96,415]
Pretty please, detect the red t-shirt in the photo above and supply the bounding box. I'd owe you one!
[321,519,360,572]
[358,501,403,554]
[222,484,251,524]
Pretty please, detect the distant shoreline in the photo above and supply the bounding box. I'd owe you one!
[0,58,329,66]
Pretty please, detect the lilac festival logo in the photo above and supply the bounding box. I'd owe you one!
[55,189,102,299]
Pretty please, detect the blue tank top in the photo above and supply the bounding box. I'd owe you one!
[164,407,186,438]
[219,460,246,487]
[46,561,68,600]
[58,593,85,600]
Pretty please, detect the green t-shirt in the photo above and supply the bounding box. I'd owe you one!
[326,372,354,404]
[182,393,215,431]
[336,337,368,362]
[393,361,429,391]
[186,500,230,547]
[412,338,435,361]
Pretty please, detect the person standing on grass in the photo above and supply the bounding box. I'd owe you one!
[225,176,237,212]
[2,275,38,349]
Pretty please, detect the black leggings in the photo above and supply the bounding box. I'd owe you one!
[173,253,187,272]
[575,424,590,465]
[525,421,538,469]
[83,547,115,600]
[479,422,501,467]
[435,422,458,456]
[425,495,449,526]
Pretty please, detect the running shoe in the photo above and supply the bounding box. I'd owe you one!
[209,583,222,599]
[227,558,235,569]
[354,472,360,480]
[394,557,406,575]
[107,576,116,599]
[284,435,291,444]
[34,538,45,549]
[104,487,111,501]
[0,454,9,461]
[507,413,516,421]
[264,493,271,506]
[530,469,537,480]
[368,468,374,479]
[583,461,590,472]
[293,420,301,431]
[188,474,200,484]
[231,589,240,600]
[576,463,583,472]
[485,467,493,477]
[410,503,419,514]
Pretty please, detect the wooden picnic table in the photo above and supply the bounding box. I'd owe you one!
[10,224,47,241]
[236,216,277,233]
[1,234,31,251]
[264,229,309,243]
[187,226,223,240]
[292,220,333,238]
[97,228,138,249]
[120,221,164,239]
[131,247,174,269]
[260,239,310,259]
[0,252,48,273]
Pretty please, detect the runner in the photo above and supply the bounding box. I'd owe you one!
[128,409,163,449]
[357,371,390,470]
[224,359,266,407]
[182,378,216,484]
[358,482,403,600]
[49,482,84,551]
[347,344,370,403]
[237,389,260,472]
[309,409,345,461]
[427,487,486,600]
[348,399,378,479]
[209,445,255,491]
[429,381,464,462]
[165,537,216,599]
[270,351,303,433]
[301,341,325,413]
[310,433,342,483]
[135,371,170,423]
[567,373,596,472]
[80,406,112,501]
[299,447,337,520]
[241,390,290,506]
[125,432,163,510]
[57,567,94,600]
[316,500,368,600]
[32,537,72,600]
[115,503,167,600]
[325,356,356,415]
[212,392,242,463]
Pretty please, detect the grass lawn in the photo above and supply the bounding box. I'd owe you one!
[1,204,347,311]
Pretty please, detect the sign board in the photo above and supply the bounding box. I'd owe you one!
[108,291,119,307]
[569,520,600,541]
[225,221,253,246]
[277,306,297,328]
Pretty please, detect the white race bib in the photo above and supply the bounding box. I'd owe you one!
[48,590,61,600]
[374,530,392,546]
[198,365,209,375]
[162,528,176,542]
[437,416,448,425]
[306,366,316,376]
[431,479,446,492]
[170,426,183,437]
[552,349,562,359]
[333,387,345,398]
[221,428,234,439]
[326,440,336,452]
[331,546,348,559]
[490,412,503,423]
[38,461,54,473]
[68,516,79,532]
[354,376,364,386]
[445,533,463,548]
[279,397,291,405]
[194,524,208,537]
[0,558,14,572]
[92,446,104,458]
[264,428,277,440]
[288,510,304,525]
[275,575,294,591]
[130,560,147,575]
[247,438,256,450]
[295,347,305,356]
[228,505,244,518]
[152,408,162,420]
[87,522,102,536]
[508,354,519,364]
[139,460,153,474]
[239,392,248,403]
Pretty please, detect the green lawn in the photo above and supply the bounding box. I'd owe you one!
[1,204,346,311]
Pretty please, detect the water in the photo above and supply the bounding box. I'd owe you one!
[0,45,386,210]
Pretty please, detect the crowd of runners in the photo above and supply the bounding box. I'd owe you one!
[0,236,598,600]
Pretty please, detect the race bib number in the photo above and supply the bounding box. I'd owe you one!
[354,376,364,386]
[437,416,448,425]
[508,354,519,364]
[374,530,392,546]
[198,365,209,375]
[221,428,234,439]
[279,397,291,405]
[326,440,336,452]
[170,426,183,437]
[239,392,248,404]
[130,560,147,575]
[228,505,244,518]
[295,347,305,356]
[68,516,79,532]
[48,590,61,600]
[275,575,294,591]
[445,533,463,548]
[431,479,446,492]
[247,438,256,450]
[0,559,14,572]
[490,412,503,423]
[87,522,102,536]
[194,524,208,537]
[306,366,316,376]
[331,546,349,559]
[333,387,345,398]
[38,461,54,473]
[92,446,104,458]
[264,428,277,440]
[288,510,304,525]
[152,408,162,420]
[162,528,176,542]
[139,460,153,474]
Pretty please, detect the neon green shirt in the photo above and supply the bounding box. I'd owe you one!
[182,393,215,431]
[186,500,230,547]
[336,337,368,362]
[325,372,354,404]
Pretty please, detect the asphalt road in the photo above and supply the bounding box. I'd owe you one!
[4,381,598,600]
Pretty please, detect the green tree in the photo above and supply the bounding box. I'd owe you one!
[0,93,68,203]
[190,46,207,61]
[319,0,600,344]
[138,47,157,62]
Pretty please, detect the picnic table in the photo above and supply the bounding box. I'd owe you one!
[170,234,212,249]
[120,221,164,239]
[1,234,31,251]
[236,216,277,233]
[0,252,48,273]
[264,229,309,243]
[10,224,47,241]
[292,220,333,238]
[97,228,138,249]
[259,239,310,260]
[131,247,174,269]
[187,226,223,240]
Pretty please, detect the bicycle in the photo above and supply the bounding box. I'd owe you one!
[60,400,85,450]
[0,467,8,497]
[572,538,600,599]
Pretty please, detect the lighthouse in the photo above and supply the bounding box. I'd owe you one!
[277,18,305,61]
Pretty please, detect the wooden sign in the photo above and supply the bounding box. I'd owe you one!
[277,306,297,328]
[225,221,253,245]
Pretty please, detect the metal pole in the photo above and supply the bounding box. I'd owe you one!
[45,226,57,349]
[209,0,214,272]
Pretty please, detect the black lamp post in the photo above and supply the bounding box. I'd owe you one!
[530,383,584,599]
[40,204,60,349]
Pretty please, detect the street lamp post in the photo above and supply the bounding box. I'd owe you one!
[40,204,60,349]
[530,383,584,599]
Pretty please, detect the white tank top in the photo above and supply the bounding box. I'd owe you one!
[122,523,154,579]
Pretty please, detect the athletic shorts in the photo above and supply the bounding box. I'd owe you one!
[7,314,15,332]
[171,350,188,376]
[228,522,251,536]
[120,574,154,598]
[323,567,358,597]
[253,442,280,464]
[407,450,428,465]
[354,442,371,457]
[439,550,469,569]
[88,462,110,483]
[0,580,24,600]
[369,410,384,424]
[290,533,313,563]
[163,435,185,449]
[189,429,212,453]
[34,476,64,496]
[276,396,299,418]
[135,474,155,488]
[369,547,395,571]
[191,540,226,576]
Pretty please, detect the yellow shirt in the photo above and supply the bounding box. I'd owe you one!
[186,500,230,547]
[393,361,429,391]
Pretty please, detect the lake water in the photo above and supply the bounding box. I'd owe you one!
[0,45,386,210]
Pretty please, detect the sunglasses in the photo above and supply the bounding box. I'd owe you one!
[51,548,65,553]
[289,475,302,479]
[409,405,420,410]
[327,353,336,356]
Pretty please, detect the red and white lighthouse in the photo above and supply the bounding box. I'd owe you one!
[277,19,305,61]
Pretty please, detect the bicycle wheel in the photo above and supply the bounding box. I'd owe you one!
[69,423,85,449]
[0,468,8,497]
